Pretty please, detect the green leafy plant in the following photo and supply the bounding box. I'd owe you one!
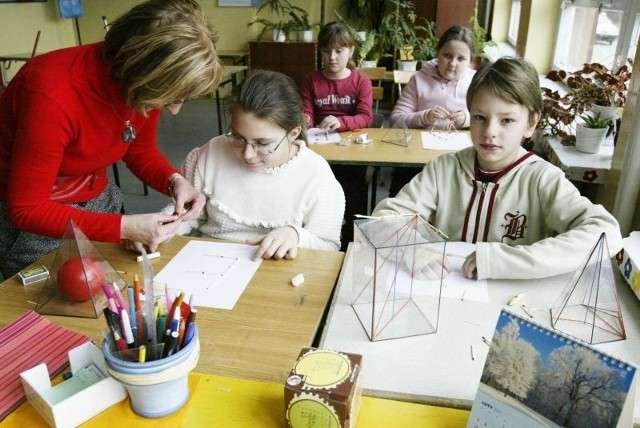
[579,111,613,129]
[286,4,320,32]
[378,0,435,63]
[539,58,632,142]
[248,0,296,41]
[469,0,497,63]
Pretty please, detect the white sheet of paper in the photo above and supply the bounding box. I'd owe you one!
[153,241,262,310]
[382,241,489,302]
[421,131,473,151]
[307,127,341,144]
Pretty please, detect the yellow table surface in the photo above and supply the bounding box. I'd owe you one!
[2,371,469,427]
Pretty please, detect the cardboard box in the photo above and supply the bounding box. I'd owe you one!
[618,232,640,300]
[20,342,127,428]
[284,348,362,428]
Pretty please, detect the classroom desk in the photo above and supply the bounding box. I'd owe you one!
[217,49,249,66]
[0,235,343,384]
[214,65,248,134]
[319,244,640,424]
[3,372,470,427]
[309,127,460,211]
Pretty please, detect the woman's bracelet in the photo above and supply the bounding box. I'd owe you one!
[166,172,184,197]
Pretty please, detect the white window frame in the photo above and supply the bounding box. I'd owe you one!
[553,0,639,72]
[507,0,522,46]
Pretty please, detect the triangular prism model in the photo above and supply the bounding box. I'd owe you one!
[36,219,127,318]
[382,117,412,147]
[550,232,625,344]
[351,214,445,341]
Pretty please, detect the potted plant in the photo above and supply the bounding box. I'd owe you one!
[469,1,497,68]
[410,20,437,65]
[378,0,434,71]
[287,4,320,43]
[575,111,614,154]
[357,30,382,67]
[248,0,295,42]
[539,59,632,143]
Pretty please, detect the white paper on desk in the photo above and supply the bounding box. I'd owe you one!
[153,241,261,310]
[383,241,489,302]
[307,128,341,144]
[421,131,472,151]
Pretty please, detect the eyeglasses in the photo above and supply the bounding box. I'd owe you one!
[164,97,195,107]
[226,130,288,156]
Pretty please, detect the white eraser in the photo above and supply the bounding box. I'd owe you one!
[291,273,305,287]
[136,251,160,262]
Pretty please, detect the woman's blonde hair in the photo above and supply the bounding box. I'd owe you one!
[104,0,222,114]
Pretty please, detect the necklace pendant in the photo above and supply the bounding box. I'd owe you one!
[122,120,136,143]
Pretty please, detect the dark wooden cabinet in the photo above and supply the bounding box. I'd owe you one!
[249,42,317,89]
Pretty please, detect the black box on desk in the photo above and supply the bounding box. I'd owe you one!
[284,347,362,428]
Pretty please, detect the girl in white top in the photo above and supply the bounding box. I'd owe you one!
[163,70,345,259]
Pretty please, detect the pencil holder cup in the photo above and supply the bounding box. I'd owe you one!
[102,326,199,418]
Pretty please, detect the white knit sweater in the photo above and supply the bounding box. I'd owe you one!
[164,136,345,251]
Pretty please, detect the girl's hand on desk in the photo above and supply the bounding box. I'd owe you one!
[448,110,466,128]
[462,251,478,280]
[247,226,299,261]
[121,213,182,252]
[319,115,341,131]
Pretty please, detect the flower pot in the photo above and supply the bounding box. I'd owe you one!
[397,60,418,72]
[360,60,378,68]
[272,29,286,42]
[356,31,367,42]
[575,124,607,154]
[299,30,313,43]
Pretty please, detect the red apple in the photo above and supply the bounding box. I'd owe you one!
[57,257,105,302]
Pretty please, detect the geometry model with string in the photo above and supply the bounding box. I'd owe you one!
[350,214,446,341]
[550,232,626,345]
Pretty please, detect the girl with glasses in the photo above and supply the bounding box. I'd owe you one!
[155,70,345,260]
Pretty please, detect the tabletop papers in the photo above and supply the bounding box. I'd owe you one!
[421,130,472,151]
[0,310,92,421]
[307,128,341,145]
[153,240,262,310]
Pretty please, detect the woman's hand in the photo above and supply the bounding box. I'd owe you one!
[318,115,341,131]
[171,176,205,221]
[120,213,183,252]
[246,226,300,260]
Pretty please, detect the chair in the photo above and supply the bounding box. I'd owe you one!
[1,30,41,91]
[358,67,386,113]
[393,70,416,100]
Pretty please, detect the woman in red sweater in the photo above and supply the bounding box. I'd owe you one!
[0,0,222,278]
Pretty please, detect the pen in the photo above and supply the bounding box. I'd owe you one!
[133,274,141,311]
[156,314,166,343]
[165,291,184,331]
[128,287,138,348]
[182,322,196,348]
[104,308,128,354]
[119,307,135,347]
[138,345,146,363]
[113,282,127,310]
[162,331,179,358]
[101,283,118,313]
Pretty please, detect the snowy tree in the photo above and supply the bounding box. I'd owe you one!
[526,345,626,427]
[482,318,540,400]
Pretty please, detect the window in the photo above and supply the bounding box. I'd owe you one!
[553,0,639,72]
[507,0,522,46]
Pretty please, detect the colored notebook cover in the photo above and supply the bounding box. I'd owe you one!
[0,310,92,421]
[468,310,636,428]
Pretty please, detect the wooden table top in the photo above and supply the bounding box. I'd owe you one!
[0,236,344,384]
[308,127,457,167]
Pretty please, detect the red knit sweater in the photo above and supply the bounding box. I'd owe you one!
[0,42,178,242]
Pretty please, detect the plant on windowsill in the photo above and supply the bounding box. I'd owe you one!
[469,1,497,68]
[575,111,614,153]
[378,0,435,71]
[538,58,632,144]
[248,0,295,42]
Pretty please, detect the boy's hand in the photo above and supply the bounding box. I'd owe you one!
[462,251,478,280]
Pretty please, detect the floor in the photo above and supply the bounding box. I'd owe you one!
[114,97,396,215]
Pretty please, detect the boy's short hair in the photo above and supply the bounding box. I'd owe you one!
[467,57,542,123]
